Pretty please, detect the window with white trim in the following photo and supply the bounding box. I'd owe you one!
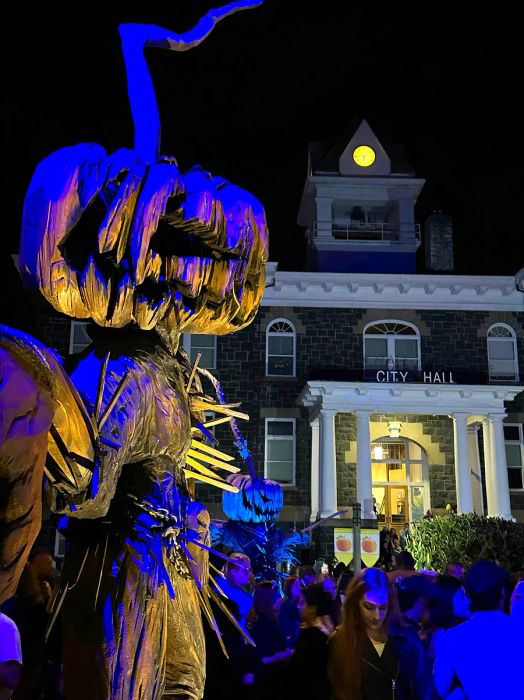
[265,418,295,485]
[182,334,217,369]
[266,319,296,376]
[363,321,421,371]
[504,423,524,490]
[69,320,91,354]
[487,324,519,381]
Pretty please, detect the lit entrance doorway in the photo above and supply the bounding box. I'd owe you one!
[371,437,429,527]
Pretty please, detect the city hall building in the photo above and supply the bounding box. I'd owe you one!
[35,120,524,559]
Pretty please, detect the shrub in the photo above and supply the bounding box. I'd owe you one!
[405,514,524,576]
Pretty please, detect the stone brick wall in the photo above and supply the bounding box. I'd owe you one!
[34,312,72,357]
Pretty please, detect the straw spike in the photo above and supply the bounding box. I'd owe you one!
[98,372,129,429]
[187,448,240,473]
[94,352,111,422]
[208,572,227,599]
[178,534,246,568]
[191,423,217,444]
[190,399,249,421]
[185,455,228,480]
[186,351,202,392]
[208,587,256,647]
[190,440,235,461]
[196,588,229,659]
[183,469,239,492]
[203,416,233,428]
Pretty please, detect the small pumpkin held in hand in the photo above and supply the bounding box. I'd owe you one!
[222,474,284,523]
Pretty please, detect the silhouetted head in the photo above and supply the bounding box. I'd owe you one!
[464,560,508,612]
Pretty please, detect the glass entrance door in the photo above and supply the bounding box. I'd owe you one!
[371,438,428,525]
[372,485,408,526]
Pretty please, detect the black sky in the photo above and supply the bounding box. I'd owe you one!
[3,2,524,279]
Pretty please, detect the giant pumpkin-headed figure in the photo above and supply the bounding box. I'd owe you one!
[4,3,268,699]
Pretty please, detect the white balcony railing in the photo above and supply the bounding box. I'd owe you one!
[314,220,421,242]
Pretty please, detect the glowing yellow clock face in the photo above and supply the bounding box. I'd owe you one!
[352,145,376,168]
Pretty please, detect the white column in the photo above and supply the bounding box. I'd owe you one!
[355,410,376,520]
[467,424,484,515]
[310,416,320,522]
[452,413,474,513]
[319,409,337,518]
[488,414,513,519]
[481,417,496,516]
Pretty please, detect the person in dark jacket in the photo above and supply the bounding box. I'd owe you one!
[329,567,430,700]
[275,583,335,700]
[244,581,291,700]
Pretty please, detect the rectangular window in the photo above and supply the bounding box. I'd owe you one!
[265,418,295,485]
[267,334,294,375]
[504,423,524,490]
[489,341,517,380]
[182,334,217,369]
[69,320,91,354]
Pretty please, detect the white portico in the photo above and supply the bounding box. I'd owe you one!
[299,381,522,523]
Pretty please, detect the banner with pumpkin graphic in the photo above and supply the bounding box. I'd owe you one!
[334,528,381,567]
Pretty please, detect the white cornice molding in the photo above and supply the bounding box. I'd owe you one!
[309,175,425,188]
[263,269,523,311]
[297,381,523,416]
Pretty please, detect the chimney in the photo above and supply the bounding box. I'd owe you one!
[424,211,454,271]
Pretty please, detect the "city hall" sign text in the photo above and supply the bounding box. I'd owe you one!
[375,370,455,384]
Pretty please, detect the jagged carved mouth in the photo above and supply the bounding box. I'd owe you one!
[60,186,248,310]
[241,488,279,521]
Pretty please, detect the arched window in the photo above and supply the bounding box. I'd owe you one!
[363,321,421,371]
[266,319,296,376]
[487,324,519,381]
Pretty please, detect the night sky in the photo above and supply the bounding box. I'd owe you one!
[3,2,523,292]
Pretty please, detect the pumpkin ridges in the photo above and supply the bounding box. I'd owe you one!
[109,273,135,327]
[78,256,112,325]
[133,292,172,330]
[98,170,144,262]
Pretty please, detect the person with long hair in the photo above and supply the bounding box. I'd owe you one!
[329,567,429,700]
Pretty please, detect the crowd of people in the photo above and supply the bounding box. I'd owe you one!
[1,544,523,699]
[203,552,523,700]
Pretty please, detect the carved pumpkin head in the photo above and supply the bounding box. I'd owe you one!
[19,143,268,335]
[222,474,283,523]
